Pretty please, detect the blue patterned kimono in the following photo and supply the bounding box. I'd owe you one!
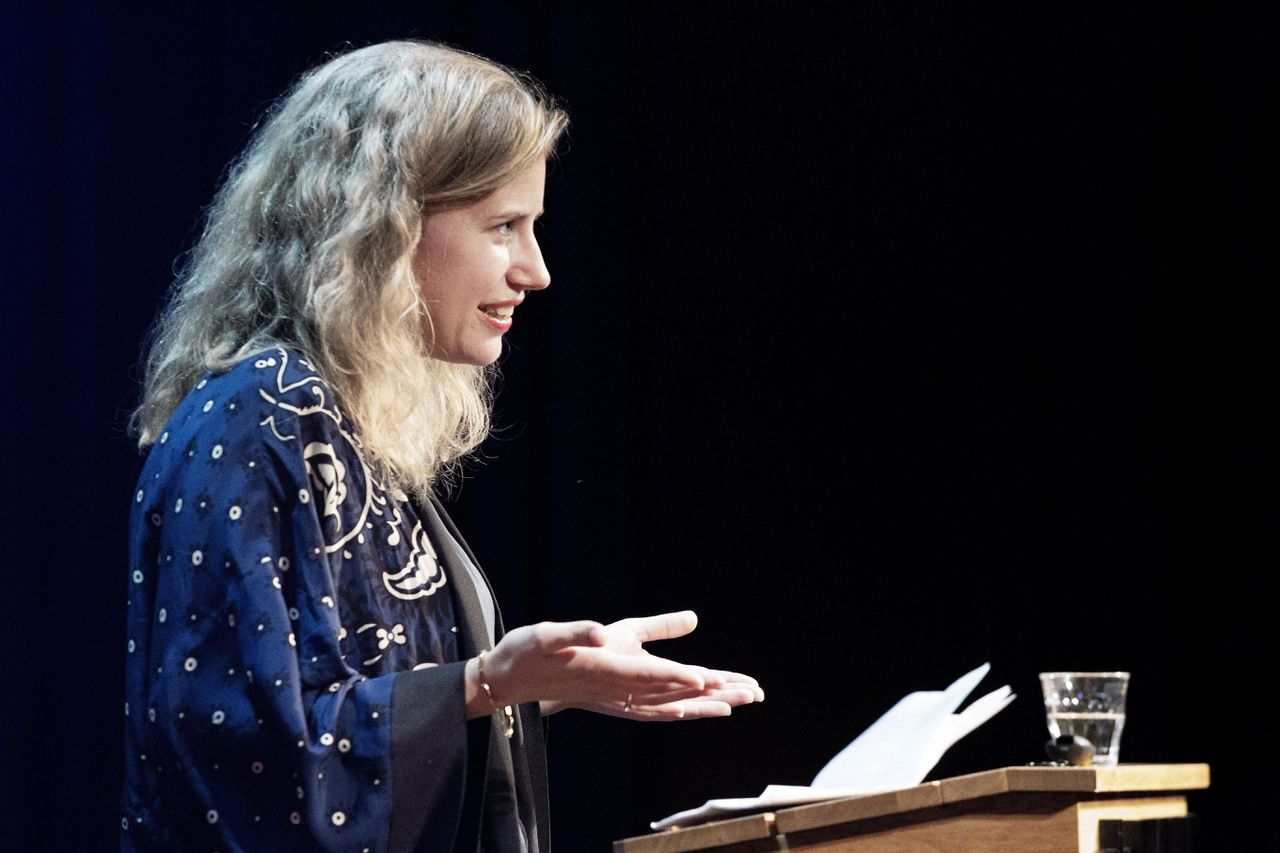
[121,349,547,852]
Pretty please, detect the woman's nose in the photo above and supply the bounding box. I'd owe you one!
[510,235,551,290]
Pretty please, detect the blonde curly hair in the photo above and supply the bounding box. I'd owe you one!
[132,41,568,496]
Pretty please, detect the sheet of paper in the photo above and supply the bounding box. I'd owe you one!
[811,662,992,790]
[650,663,1015,831]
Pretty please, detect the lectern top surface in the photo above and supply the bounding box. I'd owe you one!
[614,764,1210,853]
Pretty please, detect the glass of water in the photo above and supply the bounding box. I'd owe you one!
[1039,671,1130,767]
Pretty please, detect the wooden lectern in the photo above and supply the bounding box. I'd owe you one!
[615,764,1209,853]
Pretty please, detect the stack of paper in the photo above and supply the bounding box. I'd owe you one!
[651,663,1015,830]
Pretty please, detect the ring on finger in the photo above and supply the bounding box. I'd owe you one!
[623,693,633,713]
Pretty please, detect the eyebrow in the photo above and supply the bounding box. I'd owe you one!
[488,208,545,222]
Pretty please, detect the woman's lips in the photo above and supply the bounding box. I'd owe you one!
[479,304,514,331]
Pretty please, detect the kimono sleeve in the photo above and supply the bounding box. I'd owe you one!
[122,358,474,852]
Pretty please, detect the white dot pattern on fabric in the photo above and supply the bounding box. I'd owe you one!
[123,349,479,840]
[206,810,218,824]
[132,570,144,584]
[136,490,144,503]
[197,379,207,389]
[127,639,135,653]
[159,431,168,444]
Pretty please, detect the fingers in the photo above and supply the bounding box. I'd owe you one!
[705,687,762,707]
[708,670,765,702]
[710,669,760,689]
[621,610,698,643]
[591,649,706,691]
[625,685,720,705]
[632,684,762,708]
[591,697,735,721]
[670,698,734,719]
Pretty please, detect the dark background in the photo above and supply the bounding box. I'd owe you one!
[2,2,1274,849]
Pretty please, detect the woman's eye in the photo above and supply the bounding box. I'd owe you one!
[497,221,515,235]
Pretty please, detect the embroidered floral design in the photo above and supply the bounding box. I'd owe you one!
[381,522,447,601]
[375,624,406,650]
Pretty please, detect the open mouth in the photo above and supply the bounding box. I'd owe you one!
[482,305,514,320]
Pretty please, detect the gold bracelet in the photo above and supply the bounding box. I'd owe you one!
[476,650,515,739]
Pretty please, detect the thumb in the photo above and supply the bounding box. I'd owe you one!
[532,620,607,653]
[628,610,698,643]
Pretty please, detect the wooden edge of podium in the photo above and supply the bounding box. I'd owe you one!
[616,764,1210,852]
[773,781,943,833]
[937,763,1211,800]
[613,812,776,853]
[1090,763,1210,792]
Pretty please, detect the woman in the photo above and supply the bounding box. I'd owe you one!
[122,41,761,852]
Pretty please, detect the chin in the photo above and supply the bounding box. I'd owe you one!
[434,344,503,367]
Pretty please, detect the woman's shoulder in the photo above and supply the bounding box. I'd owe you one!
[150,347,351,467]
[203,347,333,411]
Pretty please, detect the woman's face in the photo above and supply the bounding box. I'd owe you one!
[413,160,550,365]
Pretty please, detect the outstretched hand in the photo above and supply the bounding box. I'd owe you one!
[469,611,763,723]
